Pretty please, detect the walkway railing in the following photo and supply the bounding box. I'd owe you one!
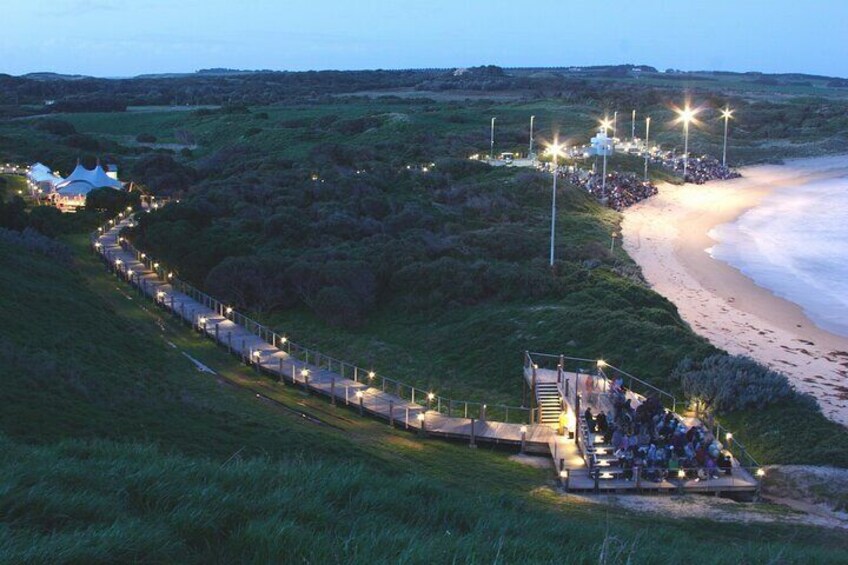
[92,211,534,425]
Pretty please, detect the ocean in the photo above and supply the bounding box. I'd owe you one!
[708,175,848,337]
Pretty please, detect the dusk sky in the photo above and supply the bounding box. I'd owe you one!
[3,0,846,77]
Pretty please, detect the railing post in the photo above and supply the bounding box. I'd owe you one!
[279,358,284,383]
[469,418,476,448]
[389,400,394,426]
[530,364,537,425]
[227,331,232,354]
[330,377,336,405]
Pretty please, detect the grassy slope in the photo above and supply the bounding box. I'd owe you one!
[1,238,847,562]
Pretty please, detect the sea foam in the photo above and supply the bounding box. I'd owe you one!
[708,175,848,337]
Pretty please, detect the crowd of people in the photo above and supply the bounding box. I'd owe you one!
[653,153,741,184]
[584,384,733,482]
[559,168,658,211]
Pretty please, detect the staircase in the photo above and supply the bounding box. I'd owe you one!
[535,382,562,425]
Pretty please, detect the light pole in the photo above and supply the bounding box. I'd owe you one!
[631,109,636,141]
[721,106,734,168]
[675,105,699,181]
[529,115,535,157]
[490,117,496,160]
[644,116,651,181]
[545,138,567,267]
[599,117,613,200]
[612,111,618,142]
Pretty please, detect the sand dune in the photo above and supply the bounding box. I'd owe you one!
[622,155,848,427]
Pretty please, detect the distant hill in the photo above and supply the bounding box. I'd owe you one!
[22,72,93,81]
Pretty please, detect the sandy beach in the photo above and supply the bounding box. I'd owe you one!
[622,155,848,427]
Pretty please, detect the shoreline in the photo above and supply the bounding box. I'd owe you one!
[622,155,848,427]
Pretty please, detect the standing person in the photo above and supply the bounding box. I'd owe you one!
[584,408,596,433]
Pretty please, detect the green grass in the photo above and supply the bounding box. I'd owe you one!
[2,227,848,561]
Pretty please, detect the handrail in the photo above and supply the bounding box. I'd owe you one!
[92,212,534,425]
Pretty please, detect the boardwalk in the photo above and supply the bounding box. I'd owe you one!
[94,218,553,450]
[93,216,757,495]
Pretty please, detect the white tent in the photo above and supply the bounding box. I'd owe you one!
[27,162,64,189]
[55,160,123,192]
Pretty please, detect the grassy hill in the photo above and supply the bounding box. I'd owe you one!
[1,222,847,561]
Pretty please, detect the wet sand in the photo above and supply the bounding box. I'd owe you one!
[622,155,848,427]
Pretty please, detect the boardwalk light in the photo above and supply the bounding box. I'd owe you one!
[167,272,173,279]
[355,390,364,399]
[300,368,309,378]
[725,432,733,441]
[417,412,425,422]
[153,262,159,269]
[225,306,233,315]
[368,371,375,380]
[199,316,207,325]
[140,253,146,259]
[114,259,123,266]
[127,269,134,277]
[559,469,569,488]
[157,291,165,299]
[596,360,606,368]
[280,336,287,344]
[126,206,133,211]
[94,242,102,249]
[756,468,766,478]
[520,425,528,434]
[427,392,435,401]
[253,350,261,359]
[678,469,686,479]
[98,227,103,232]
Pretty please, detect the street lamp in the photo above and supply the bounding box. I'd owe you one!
[720,106,734,168]
[612,110,618,141]
[675,105,699,181]
[545,138,567,267]
[490,117,496,160]
[598,117,614,200]
[529,115,535,157]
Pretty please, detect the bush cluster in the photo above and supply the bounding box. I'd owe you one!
[671,354,815,413]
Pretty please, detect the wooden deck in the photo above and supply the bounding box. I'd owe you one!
[94,218,758,496]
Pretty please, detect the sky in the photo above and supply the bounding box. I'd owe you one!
[2,0,847,78]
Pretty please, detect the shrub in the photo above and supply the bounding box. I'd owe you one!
[672,354,812,413]
[136,133,157,143]
[85,188,140,216]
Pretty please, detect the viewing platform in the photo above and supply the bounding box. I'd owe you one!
[524,353,760,495]
[92,214,760,496]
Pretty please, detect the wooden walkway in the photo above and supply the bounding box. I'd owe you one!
[94,219,555,452]
[93,217,757,495]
